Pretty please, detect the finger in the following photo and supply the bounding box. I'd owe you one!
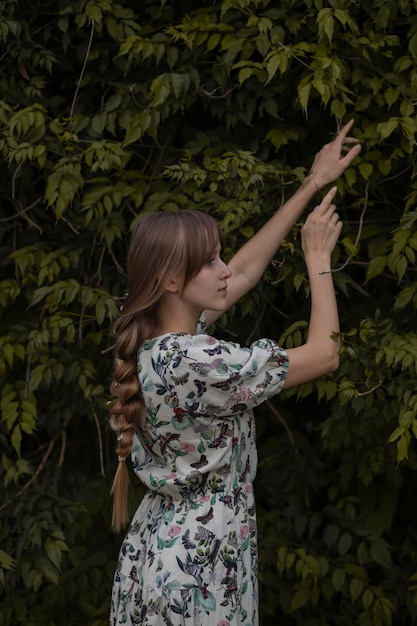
[339,121,362,150]
[335,219,343,235]
[336,119,355,141]
[329,211,341,226]
[341,137,361,148]
[314,186,338,215]
[328,216,343,243]
[339,142,362,166]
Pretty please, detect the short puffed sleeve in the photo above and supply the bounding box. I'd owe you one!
[164,334,289,418]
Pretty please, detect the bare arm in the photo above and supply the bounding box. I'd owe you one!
[284,187,341,388]
[204,120,361,326]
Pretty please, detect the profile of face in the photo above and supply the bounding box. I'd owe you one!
[125,210,227,318]
[175,240,232,315]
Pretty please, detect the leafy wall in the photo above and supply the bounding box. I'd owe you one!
[1,0,417,624]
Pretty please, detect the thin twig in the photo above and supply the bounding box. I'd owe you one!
[319,181,369,275]
[246,298,268,345]
[60,215,80,234]
[357,379,383,397]
[266,400,295,446]
[10,166,43,232]
[13,201,43,233]
[0,196,43,223]
[79,304,85,343]
[24,357,31,400]
[0,440,56,513]
[93,245,106,285]
[200,84,238,99]
[262,293,289,319]
[58,420,68,467]
[108,245,125,274]
[275,39,311,71]
[68,19,95,127]
[270,268,292,286]
[11,162,22,199]
[92,408,106,476]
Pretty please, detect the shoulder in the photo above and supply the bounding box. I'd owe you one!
[155,332,288,372]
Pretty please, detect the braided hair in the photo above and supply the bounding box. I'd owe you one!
[109,210,224,531]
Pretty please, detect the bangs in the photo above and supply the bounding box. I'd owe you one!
[181,212,224,287]
[127,210,225,300]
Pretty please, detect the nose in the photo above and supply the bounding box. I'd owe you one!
[221,261,232,279]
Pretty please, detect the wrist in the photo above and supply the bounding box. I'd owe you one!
[305,252,332,272]
[302,172,322,200]
[305,171,322,195]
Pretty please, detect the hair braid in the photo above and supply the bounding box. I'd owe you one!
[108,210,224,533]
[109,311,152,532]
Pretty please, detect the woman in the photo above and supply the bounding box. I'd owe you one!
[109,121,361,625]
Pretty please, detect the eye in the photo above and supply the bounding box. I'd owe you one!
[207,243,222,265]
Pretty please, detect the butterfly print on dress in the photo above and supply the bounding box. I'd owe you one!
[111,324,289,626]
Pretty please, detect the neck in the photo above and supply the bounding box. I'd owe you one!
[156,293,201,336]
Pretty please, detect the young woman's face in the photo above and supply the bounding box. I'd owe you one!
[181,242,232,314]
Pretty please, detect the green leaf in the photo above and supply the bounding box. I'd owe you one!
[297,79,312,113]
[366,256,387,281]
[317,8,334,42]
[397,431,410,461]
[370,541,391,569]
[332,568,346,592]
[350,578,364,603]
[0,549,15,571]
[339,532,353,556]
[359,162,373,180]
[377,118,399,140]
[362,588,374,609]
[324,524,339,548]
[290,586,310,611]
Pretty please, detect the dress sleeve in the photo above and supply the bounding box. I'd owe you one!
[167,333,289,417]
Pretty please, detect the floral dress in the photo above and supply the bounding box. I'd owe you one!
[110,318,288,626]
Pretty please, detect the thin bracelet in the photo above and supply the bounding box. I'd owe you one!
[308,170,321,195]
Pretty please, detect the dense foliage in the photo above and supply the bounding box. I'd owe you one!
[1,0,417,624]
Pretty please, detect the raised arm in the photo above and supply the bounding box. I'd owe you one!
[204,120,361,326]
[284,186,342,388]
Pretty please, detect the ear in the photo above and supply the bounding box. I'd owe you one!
[164,276,180,293]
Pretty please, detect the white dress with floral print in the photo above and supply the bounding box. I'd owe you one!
[110,318,288,626]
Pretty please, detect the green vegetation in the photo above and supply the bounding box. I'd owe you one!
[1,0,417,624]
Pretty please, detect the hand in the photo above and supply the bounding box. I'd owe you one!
[301,187,342,262]
[308,119,361,188]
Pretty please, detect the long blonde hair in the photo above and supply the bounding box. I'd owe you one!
[109,210,224,532]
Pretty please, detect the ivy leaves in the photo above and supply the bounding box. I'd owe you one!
[1,0,417,625]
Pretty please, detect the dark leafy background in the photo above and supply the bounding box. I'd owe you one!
[1,1,417,624]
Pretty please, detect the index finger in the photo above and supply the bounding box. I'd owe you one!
[314,186,338,215]
[337,119,355,140]
[335,119,361,147]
